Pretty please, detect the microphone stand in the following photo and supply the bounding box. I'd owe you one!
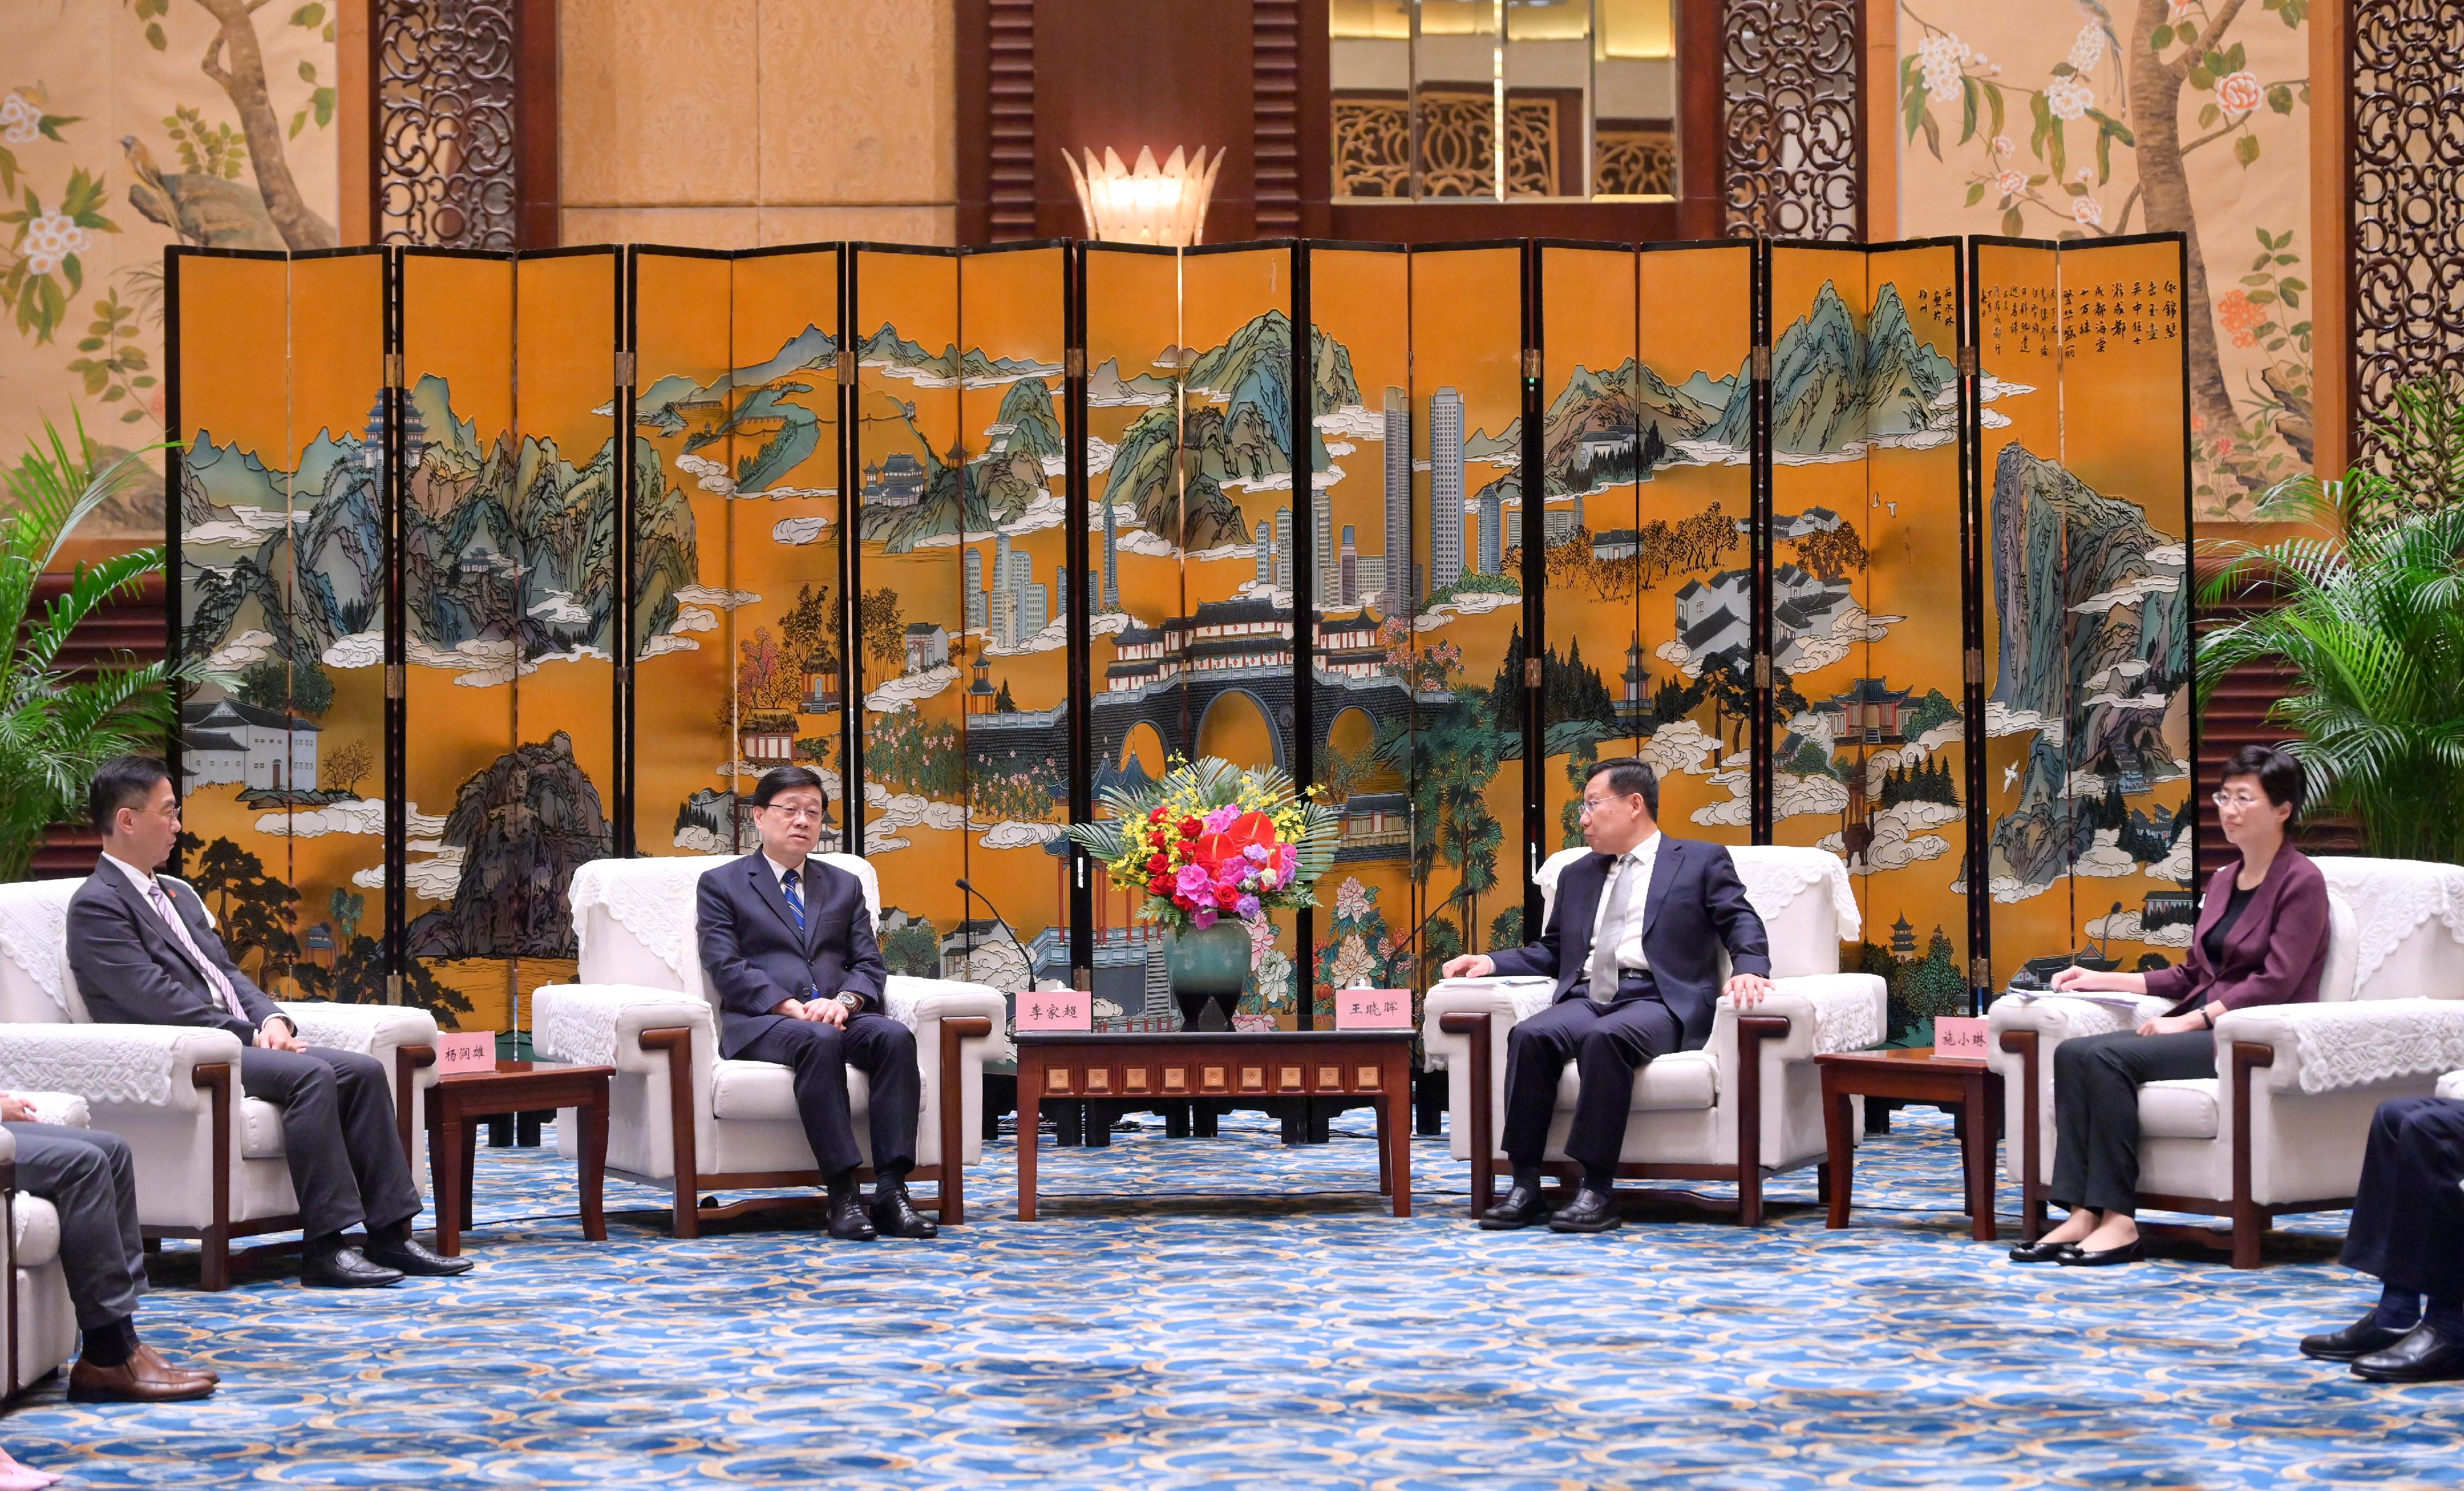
[956,877,1044,990]
[1398,882,1471,977]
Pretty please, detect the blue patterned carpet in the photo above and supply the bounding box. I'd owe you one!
[5,1107,2459,1489]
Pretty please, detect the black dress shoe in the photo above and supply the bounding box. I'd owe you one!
[870,1184,939,1240]
[301,1246,404,1288]
[825,1189,878,1241]
[365,1235,476,1277]
[1476,1184,1552,1231]
[2301,1313,2413,1362]
[1547,1188,1622,1233]
[2057,1238,2143,1267]
[2008,1238,2080,1264]
[2353,1322,2464,1383]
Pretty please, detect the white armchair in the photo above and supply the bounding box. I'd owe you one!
[1,1092,88,1399]
[530,855,1011,1237]
[0,877,439,1290]
[1422,844,1886,1225]
[1989,857,2464,1267]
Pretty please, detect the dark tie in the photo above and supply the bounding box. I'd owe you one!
[780,866,807,932]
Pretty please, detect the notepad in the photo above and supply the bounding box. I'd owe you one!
[2008,989,2149,1018]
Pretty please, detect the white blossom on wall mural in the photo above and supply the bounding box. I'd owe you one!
[1897,0,2312,516]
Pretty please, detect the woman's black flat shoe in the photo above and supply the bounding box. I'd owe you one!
[2057,1239,2144,1267]
[2008,1239,2078,1263]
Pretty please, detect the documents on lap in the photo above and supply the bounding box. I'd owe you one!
[2007,989,2148,1018]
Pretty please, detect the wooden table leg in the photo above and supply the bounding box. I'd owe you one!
[1965,1071,1998,1243]
[1373,1089,1393,1196]
[580,1085,609,1243]
[1016,1059,1041,1223]
[1386,1054,1412,1219]
[1822,1071,1854,1230]
[434,1111,464,1257]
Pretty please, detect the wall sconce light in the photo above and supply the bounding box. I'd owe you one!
[1066,146,1222,248]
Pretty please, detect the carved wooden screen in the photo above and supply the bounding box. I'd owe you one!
[2349,2,2464,455]
[1721,0,1862,240]
[373,0,521,249]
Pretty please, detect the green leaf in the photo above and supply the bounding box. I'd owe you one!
[312,87,334,128]
[1919,107,1941,160]
[2048,119,2068,181]
[2064,180,2088,197]
[75,336,103,352]
[1901,78,1928,142]
[2282,287,2303,308]
[2249,290,2278,304]
[2154,21,2175,47]
[1985,82,2006,141]
[291,2,326,25]
[290,110,305,140]
[2282,276,2308,291]
[61,254,79,295]
[299,60,317,83]
[1959,75,1979,144]
[145,20,165,49]
[2269,83,2295,114]
[2226,40,2246,71]
[2275,253,2297,265]
[2096,125,2114,183]
[2189,64,2213,90]
[2236,133,2261,168]
[1965,181,1987,206]
[2003,206,2024,236]
[2200,102,2221,128]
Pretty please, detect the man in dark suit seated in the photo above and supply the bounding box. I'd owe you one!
[1442,757,1773,1234]
[1,1094,215,1400]
[695,765,934,1243]
[65,756,467,1288]
[2298,1092,2464,1383]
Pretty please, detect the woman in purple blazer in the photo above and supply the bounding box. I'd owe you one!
[2010,744,2332,1267]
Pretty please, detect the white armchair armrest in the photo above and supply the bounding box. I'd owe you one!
[274,1001,440,1060]
[0,1025,243,1112]
[6,1092,90,1127]
[1735,973,1888,1057]
[1988,991,2173,1042]
[883,975,1013,1064]
[531,983,713,1073]
[2216,998,2464,1096]
[2438,1069,2464,1102]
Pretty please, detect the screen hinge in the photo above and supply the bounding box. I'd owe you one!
[1524,657,1542,688]
[1751,345,1772,380]
[1074,967,1093,993]
[383,351,403,387]
[385,972,403,1005]
[836,347,857,381]
[1969,956,1992,987]
[614,351,635,388]
[1065,347,1086,380]
[1964,647,1984,686]
[1521,347,1542,381]
[385,664,405,699]
[1753,652,1772,689]
[1957,345,1979,378]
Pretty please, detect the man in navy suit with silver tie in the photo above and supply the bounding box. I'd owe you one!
[1443,758,1774,1234]
[695,765,933,1241]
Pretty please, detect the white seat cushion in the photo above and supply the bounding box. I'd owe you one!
[2139,1078,2220,1140]
[238,1096,286,1160]
[1550,1050,1720,1112]
[10,1195,60,1268]
[710,1058,872,1123]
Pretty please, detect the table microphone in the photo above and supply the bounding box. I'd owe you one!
[956,877,1041,986]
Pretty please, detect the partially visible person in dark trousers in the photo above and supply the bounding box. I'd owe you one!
[2012,744,2332,1267]
[2299,1091,2464,1382]
[1,1092,214,1402]
[64,756,469,1288]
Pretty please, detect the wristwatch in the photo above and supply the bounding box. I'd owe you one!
[834,991,863,1015]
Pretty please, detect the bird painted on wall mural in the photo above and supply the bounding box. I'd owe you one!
[120,136,286,251]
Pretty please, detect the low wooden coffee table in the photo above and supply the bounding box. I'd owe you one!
[1815,1047,2005,1241]
[423,1060,614,1256]
[1014,1031,1416,1220]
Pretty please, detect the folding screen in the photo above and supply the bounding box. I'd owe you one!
[1971,237,2194,991]
[1535,242,1642,874]
[169,232,2190,1034]
[1304,245,1416,1013]
[1631,243,1757,847]
[954,243,1073,994]
[1404,243,1529,967]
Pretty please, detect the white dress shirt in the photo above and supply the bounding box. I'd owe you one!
[1585,831,1661,998]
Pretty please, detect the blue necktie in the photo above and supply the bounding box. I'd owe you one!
[780,866,807,932]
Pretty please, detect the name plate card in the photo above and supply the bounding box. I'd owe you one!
[1015,988,1091,1031]
[1335,988,1414,1031]
[1933,1015,1992,1058]
[437,1031,498,1075]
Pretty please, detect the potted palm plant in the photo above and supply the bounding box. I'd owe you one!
[2197,376,2464,863]
[0,414,188,881]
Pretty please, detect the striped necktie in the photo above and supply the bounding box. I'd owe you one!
[147,877,249,1024]
[780,866,808,932]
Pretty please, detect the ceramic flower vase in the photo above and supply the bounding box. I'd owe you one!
[1166,920,1249,1031]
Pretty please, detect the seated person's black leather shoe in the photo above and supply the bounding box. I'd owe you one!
[366,1234,475,1277]
[2056,1238,2142,1267]
[870,1182,939,1239]
[2352,1322,2464,1383]
[2300,1314,2413,1362]
[1476,1184,1552,1230]
[1546,1188,1622,1233]
[302,1245,404,1288]
[825,1188,879,1241]
[2007,1239,2078,1263]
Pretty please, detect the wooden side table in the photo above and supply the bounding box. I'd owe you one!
[1014,1031,1416,1221]
[1815,1048,2004,1241]
[423,1060,614,1256]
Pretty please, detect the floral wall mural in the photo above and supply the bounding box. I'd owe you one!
[1894,0,2312,518]
[2,0,338,546]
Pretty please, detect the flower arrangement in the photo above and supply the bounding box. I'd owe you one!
[1066,755,1340,935]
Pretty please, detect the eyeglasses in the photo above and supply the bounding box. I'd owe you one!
[2210,790,2268,810]
[1578,796,1640,818]
[761,804,829,825]
[131,802,182,822]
